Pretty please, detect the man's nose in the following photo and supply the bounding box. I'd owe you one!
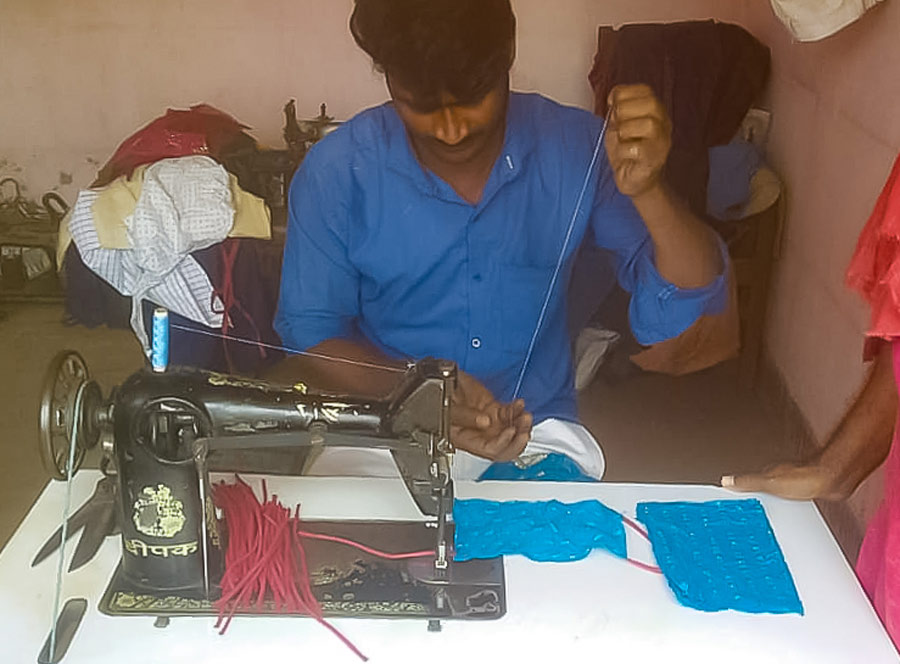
[433,107,468,145]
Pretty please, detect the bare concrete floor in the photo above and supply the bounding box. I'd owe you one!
[580,360,787,485]
[0,303,788,548]
[0,304,143,546]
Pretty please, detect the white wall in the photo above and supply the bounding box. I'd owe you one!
[0,0,740,204]
[733,1,900,528]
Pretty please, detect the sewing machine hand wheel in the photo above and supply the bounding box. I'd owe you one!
[39,351,103,480]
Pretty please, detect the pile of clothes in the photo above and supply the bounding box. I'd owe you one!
[60,105,284,375]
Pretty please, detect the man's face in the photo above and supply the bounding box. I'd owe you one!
[388,76,509,166]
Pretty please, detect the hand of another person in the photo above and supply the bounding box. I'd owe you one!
[721,461,847,501]
[604,84,673,198]
[450,371,533,461]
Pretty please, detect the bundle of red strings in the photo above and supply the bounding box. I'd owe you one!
[212,476,659,660]
[212,477,368,660]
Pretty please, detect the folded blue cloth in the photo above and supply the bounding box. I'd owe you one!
[707,140,764,220]
[453,498,626,563]
[479,453,597,482]
[637,499,803,615]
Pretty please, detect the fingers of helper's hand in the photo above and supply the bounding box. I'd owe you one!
[721,463,827,501]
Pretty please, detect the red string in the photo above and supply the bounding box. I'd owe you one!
[210,240,267,373]
[212,477,368,661]
[621,513,662,573]
[622,514,651,541]
[626,558,663,574]
[214,476,663,657]
[295,529,434,560]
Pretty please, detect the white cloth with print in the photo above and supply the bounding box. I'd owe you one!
[68,156,234,351]
[769,0,884,41]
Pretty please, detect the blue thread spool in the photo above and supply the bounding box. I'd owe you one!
[151,308,169,373]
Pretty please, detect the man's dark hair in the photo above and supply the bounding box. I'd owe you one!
[350,0,516,109]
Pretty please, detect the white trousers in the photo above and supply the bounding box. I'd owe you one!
[304,418,605,481]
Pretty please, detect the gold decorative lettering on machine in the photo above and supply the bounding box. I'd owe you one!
[207,372,307,394]
[295,403,342,423]
[124,539,199,559]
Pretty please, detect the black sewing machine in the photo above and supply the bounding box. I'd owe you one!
[36,351,505,625]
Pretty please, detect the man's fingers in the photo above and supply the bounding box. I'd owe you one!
[514,410,533,435]
[452,424,527,462]
[456,371,497,410]
[614,117,665,143]
[507,430,531,460]
[483,426,516,455]
[612,99,665,129]
[451,427,485,454]
[452,404,492,430]
[491,427,530,462]
[607,83,654,107]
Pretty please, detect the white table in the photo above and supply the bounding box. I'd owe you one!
[2,471,897,663]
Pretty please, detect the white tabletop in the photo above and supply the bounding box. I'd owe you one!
[1,471,896,664]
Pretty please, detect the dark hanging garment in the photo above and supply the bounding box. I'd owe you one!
[588,20,770,216]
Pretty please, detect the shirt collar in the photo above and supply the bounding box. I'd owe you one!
[383,93,535,205]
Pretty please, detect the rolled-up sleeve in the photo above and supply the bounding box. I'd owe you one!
[589,164,729,346]
[274,152,359,351]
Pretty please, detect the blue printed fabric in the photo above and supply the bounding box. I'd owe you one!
[453,499,626,563]
[478,453,598,483]
[636,499,803,615]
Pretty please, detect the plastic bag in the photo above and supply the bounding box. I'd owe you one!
[93,104,253,188]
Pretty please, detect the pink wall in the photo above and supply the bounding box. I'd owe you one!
[735,2,900,525]
[0,0,738,203]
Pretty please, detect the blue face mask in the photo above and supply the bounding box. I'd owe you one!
[453,497,803,616]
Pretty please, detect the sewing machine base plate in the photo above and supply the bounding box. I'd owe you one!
[99,520,506,621]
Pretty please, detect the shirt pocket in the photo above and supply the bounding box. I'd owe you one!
[498,263,556,355]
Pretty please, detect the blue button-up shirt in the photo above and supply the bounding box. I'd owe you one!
[275,93,727,422]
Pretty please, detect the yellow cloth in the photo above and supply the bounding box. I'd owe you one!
[57,165,271,268]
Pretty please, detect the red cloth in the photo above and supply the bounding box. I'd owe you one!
[847,153,900,340]
[849,153,900,648]
[856,341,900,651]
[92,104,252,188]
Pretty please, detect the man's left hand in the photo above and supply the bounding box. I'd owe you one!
[604,84,672,198]
[451,371,533,461]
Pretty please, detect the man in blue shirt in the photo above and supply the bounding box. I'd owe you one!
[273,0,727,480]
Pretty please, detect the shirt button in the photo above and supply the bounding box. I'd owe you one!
[471,337,482,349]
[473,273,482,282]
